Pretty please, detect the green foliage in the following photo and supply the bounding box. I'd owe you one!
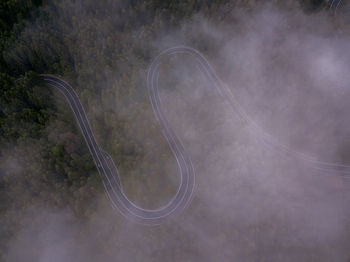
[0,0,42,38]
[0,71,51,144]
[299,0,328,13]
[0,1,342,261]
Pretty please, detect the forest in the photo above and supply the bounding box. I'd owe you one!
[1,0,347,261]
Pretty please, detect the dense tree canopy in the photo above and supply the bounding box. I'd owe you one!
[0,0,342,261]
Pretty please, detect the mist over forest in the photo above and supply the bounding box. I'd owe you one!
[2,0,350,261]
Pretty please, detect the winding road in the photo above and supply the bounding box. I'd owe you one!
[330,0,343,13]
[41,46,350,224]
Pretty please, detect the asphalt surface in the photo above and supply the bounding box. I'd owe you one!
[41,46,350,224]
[41,73,195,225]
[153,47,350,178]
[330,0,343,13]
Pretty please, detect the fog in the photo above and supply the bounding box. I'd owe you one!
[3,1,350,261]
